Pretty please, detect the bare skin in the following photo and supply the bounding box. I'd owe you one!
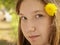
[20,0,52,45]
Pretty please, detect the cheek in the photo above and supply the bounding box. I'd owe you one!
[21,21,28,36]
[36,18,51,38]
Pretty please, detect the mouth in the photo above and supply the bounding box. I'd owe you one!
[29,35,40,39]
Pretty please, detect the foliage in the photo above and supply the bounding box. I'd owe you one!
[0,0,18,41]
[9,12,19,41]
[0,0,17,10]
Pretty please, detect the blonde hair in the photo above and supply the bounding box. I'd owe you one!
[43,0,60,45]
[16,0,60,45]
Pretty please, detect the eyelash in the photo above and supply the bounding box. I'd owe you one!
[20,14,43,20]
[20,16,27,20]
[35,14,43,18]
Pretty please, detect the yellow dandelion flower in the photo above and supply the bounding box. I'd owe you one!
[45,3,58,16]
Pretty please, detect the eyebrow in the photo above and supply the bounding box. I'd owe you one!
[19,10,43,15]
[19,13,23,15]
[33,10,41,13]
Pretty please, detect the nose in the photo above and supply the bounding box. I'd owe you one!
[29,26,36,32]
[28,20,36,32]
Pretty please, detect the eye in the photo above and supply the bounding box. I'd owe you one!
[35,14,43,18]
[21,16,27,20]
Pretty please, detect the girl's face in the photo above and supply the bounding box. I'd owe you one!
[20,0,52,45]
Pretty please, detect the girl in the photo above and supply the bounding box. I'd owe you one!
[16,0,59,45]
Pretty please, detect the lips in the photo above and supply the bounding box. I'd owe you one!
[29,35,40,39]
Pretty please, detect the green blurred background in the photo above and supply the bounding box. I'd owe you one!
[0,0,19,45]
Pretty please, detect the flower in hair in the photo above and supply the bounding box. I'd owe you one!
[45,3,58,16]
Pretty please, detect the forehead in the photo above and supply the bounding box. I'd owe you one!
[20,0,45,14]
